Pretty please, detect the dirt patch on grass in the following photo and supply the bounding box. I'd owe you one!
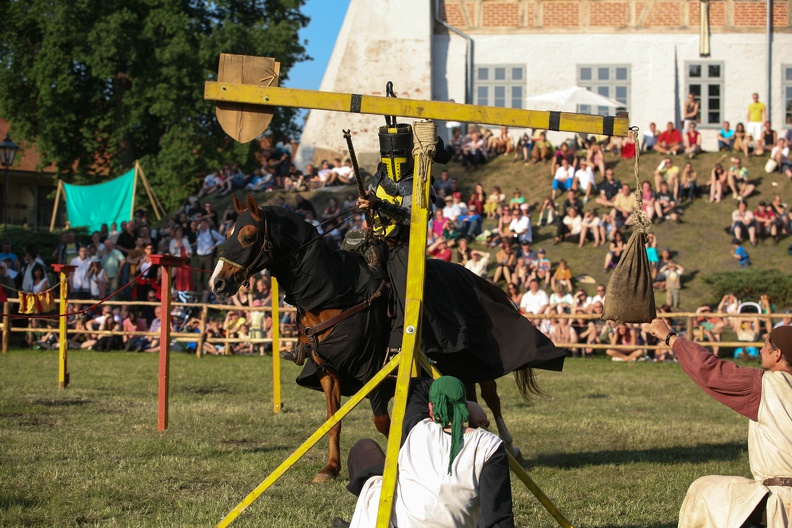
[31,398,92,407]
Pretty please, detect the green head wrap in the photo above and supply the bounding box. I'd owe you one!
[429,376,469,475]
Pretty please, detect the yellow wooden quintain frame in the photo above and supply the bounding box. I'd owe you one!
[207,54,626,528]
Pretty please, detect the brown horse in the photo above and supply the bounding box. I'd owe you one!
[211,195,565,482]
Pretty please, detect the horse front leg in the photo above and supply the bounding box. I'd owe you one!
[479,380,524,463]
[314,370,342,483]
[373,414,391,438]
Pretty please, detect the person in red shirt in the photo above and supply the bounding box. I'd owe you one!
[653,121,684,155]
[754,200,779,242]
[684,122,702,159]
[427,238,452,262]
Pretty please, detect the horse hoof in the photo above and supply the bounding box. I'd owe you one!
[507,445,524,464]
[312,472,337,484]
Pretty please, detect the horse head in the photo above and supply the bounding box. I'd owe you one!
[210,194,273,296]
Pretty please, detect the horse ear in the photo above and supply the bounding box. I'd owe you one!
[247,194,263,222]
[232,194,246,214]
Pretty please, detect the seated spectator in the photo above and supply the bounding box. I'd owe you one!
[733,122,751,157]
[428,208,448,245]
[427,238,452,262]
[245,168,273,192]
[683,122,702,159]
[679,162,698,203]
[508,204,533,244]
[461,131,487,170]
[693,305,726,357]
[606,324,644,362]
[574,160,596,202]
[655,181,680,222]
[531,132,553,163]
[551,143,577,176]
[755,120,777,156]
[561,189,583,214]
[508,189,526,213]
[550,308,578,355]
[708,163,726,203]
[620,133,636,159]
[726,157,755,200]
[534,248,551,287]
[603,230,626,271]
[484,185,505,219]
[547,283,574,314]
[492,241,516,284]
[754,200,779,243]
[217,166,249,196]
[441,221,462,248]
[579,210,602,247]
[519,278,549,315]
[515,131,533,163]
[769,195,790,234]
[554,207,583,245]
[717,121,735,151]
[643,122,659,151]
[770,138,792,179]
[536,198,557,227]
[434,170,453,197]
[730,200,757,246]
[596,168,622,208]
[551,158,575,200]
[491,126,513,155]
[511,257,532,289]
[609,184,637,229]
[550,259,573,292]
[586,143,606,176]
[464,249,489,278]
[654,157,680,200]
[494,205,514,247]
[445,128,463,162]
[197,170,222,198]
[517,241,538,266]
[445,192,468,223]
[653,122,683,155]
[730,238,750,268]
[468,183,486,216]
[506,283,523,305]
[639,181,657,222]
[456,205,483,241]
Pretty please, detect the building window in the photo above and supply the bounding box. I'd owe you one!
[783,64,792,125]
[475,65,524,109]
[577,65,630,116]
[685,61,724,127]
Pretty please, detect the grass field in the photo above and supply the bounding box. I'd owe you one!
[0,348,756,527]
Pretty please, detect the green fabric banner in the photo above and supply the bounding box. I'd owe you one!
[63,169,135,233]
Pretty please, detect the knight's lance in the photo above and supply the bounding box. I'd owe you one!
[343,130,366,199]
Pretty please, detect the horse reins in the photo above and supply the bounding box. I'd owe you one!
[220,206,362,289]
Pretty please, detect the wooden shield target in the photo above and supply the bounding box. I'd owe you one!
[215,54,280,143]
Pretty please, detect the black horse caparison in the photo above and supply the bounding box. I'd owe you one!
[211,195,565,483]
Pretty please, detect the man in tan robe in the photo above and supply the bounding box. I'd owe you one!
[647,320,792,528]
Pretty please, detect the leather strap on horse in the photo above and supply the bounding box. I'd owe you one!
[299,281,387,340]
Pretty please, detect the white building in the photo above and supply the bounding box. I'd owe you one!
[295,0,792,168]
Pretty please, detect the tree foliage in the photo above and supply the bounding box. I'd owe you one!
[0,0,309,210]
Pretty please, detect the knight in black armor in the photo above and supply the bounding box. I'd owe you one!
[357,122,449,352]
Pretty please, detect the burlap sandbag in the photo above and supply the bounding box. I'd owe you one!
[603,229,656,324]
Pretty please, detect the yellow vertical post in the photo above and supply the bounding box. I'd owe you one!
[376,120,435,527]
[271,277,281,413]
[51,264,75,389]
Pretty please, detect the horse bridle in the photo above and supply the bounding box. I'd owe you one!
[219,212,274,290]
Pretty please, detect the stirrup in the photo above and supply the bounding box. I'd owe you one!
[384,347,401,379]
[280,345,307,366]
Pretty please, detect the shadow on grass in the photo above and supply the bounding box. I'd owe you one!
[180,385,233,395]
[596,524,676,528]
[532,441,744,469]
[32,398,92,407]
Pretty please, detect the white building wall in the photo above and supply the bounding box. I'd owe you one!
[295,0,434,171]
[432,32,792,151]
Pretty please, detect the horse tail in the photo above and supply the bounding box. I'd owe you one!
[513,367,543,403]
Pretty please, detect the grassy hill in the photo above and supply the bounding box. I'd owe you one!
[247,147,791,313]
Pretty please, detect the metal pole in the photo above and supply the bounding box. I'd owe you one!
[4,165,9,241]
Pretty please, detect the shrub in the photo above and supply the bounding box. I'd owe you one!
[702,268,792,307]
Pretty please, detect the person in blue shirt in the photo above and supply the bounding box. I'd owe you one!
[456,205,483,241]
[731,237,750,268]
[717,121,736,151]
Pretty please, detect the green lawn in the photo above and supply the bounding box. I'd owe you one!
[1,349,754,527]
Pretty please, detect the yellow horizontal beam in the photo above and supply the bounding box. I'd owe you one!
[204,83,629,137]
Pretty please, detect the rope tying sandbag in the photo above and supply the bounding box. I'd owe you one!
[603,126,657,325]
[412,120,437,209]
